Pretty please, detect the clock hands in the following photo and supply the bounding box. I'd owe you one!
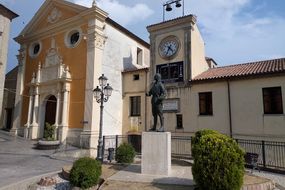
[166,44,174,56]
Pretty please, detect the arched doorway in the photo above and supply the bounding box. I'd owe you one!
[45,95,57,126]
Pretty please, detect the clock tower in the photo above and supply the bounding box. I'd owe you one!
[147,15,209,85]
[146,15,211,131]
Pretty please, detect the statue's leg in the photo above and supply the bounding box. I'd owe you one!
[157,105,164,132]
[153,114,158,130]
[149,112,157,131]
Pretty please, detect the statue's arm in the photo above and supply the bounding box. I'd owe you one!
[146,89,152,96]
[158,84,166,100]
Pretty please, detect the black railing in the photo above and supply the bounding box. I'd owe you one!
[171,135,192,159]
[236,139,285,172]
[102,134,285,173]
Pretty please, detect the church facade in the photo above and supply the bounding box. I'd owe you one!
[12,0,149,149]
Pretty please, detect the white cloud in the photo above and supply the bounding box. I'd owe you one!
[72,0,154,26]
[186,0,285,64]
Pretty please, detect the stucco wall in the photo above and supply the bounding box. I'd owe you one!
[122,70,148,134]
[230,76,285,141]
[162,82,230,134]
[101,23,149,136]
[159,75,285,141]
[190,24,209,78]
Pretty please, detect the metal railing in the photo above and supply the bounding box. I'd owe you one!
[236,139,285,171]
[102,134,285,173]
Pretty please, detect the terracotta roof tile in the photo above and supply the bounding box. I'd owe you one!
[192,58,285,81]
[122,67,149,73]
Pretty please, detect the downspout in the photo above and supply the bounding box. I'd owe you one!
[144,69,148,132]
[227,80,233,138]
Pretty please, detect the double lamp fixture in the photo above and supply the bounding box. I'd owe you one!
[163,0,185,21]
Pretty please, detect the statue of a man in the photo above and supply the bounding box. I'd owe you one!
[146,73,166,132]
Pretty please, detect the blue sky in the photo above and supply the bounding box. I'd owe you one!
[1,0,285,73]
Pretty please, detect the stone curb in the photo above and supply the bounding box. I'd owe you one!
[0,171,60,190]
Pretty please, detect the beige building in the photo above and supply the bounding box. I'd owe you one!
[12,0,149,152]
[123,14,285,142]
[0,4,18,130]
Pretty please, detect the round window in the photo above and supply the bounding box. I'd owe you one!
[29,41,42,58]
[70,32,80,45]
[65,28,82,48]
[33,43,40,54]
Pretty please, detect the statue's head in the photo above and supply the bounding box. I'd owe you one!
[154,73,162,82]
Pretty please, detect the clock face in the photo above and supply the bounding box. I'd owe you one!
[159,36,180,59]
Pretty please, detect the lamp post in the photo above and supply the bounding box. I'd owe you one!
[93,74,113,161]
[163,0,184,21]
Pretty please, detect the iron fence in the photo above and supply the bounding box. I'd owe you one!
[102,134,285,173]
[236,139,285,172]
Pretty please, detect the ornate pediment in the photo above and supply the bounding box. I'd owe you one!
[16,0,87,38]
[30,38,71,85]
[47,7,62,24]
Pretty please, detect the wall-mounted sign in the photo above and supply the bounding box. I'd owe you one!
[163,98,180,112]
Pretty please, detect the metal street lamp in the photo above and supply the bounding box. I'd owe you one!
[93,74,113,161]
[163,0,185,21]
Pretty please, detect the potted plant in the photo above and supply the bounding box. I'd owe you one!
[37,122,60,149]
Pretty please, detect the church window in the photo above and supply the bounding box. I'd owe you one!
[33,44,40,54]
[65,28,82,48]
[70,32,80,45]
[199,92,213,115]
[29,41,42,58]
[263,87,283,114]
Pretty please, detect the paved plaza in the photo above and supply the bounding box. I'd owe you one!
[0,130,285,190]
[0,131,74,189]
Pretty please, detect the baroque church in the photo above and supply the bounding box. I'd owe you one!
[11,0,285,153]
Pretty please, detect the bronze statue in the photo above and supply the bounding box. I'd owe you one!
[146,73,166,132]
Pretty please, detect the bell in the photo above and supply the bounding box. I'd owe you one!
[166,4,172,11]
[176,1,182,7]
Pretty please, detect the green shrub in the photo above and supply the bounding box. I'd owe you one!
[192,130,245,190]
[70,157,102,189]
[115,143,136,163]
[43,122,55,141]
[191,129,218,145]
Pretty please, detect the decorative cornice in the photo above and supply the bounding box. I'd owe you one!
[147,14,196,33]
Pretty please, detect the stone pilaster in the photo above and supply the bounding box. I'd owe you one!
[11,45,27,136]
[81,11,107,151]
[29,86,39,139]
[24,87,34,138]
[58,83,70,143]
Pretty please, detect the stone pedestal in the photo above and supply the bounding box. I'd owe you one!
[141,132,171,175]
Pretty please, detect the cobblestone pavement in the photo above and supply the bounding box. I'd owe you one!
[0,131,74,188]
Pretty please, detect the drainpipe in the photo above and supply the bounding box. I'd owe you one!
[227,80,233,138]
